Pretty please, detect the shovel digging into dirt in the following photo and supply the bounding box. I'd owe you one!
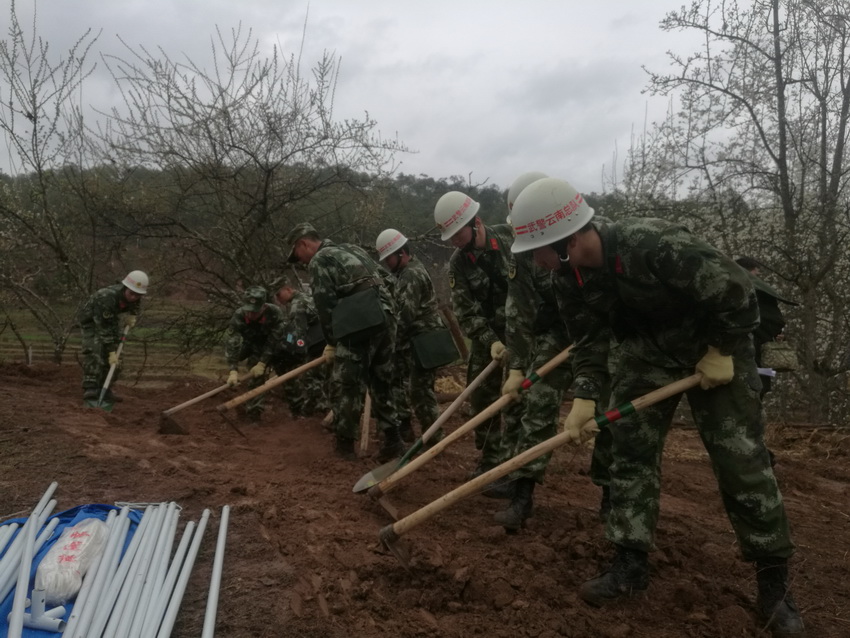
[378,373,703,567]
[353,359,501,493]
[367,347,573,519]
[159,372,252,434]
[85,325,131,412]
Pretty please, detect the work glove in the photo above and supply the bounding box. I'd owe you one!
[490,340,507,361]
[501,369,525,399]
[695,346,734,390]
[108,351,118,366]
[250,361,267,378]
[562,398,598,444]
[323,344,336,363]
[123,315,137,329]
[226,370,239,387]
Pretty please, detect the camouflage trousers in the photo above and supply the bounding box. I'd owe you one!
[236,344,293,418]
[80,324,119,390]
[283,350,330,417]
[588,340,619,489]
[498,336,573,483]
[393,347,439,434]
[467,340,523,469]
[605,345,794,560]
[332,320,399,441]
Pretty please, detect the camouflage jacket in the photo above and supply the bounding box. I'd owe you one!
[554,217,758,401]
[282,290,323,352]
[78,283,140,346]
[393,256,445,348]
[448,223,513,347]
[505,251,570,370]
[308,240,396,346]
[224,303,288,368]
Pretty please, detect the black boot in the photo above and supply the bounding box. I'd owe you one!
[579,546,649,606]
[482,475,515,500]
[493,478,535,533]
[398,418,415,443]
[83,388,99,401]
[756,558,804,636]
[377,427,404,463]
[599,485,612,522]
[334,437,357,461]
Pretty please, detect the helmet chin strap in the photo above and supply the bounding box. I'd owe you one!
[463,222,478,252]
[553,238,570,265]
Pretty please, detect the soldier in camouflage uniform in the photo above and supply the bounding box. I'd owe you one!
[287,222,403,462]
[78,270,148,401]
[434,191,524,477]
[510,178,802,637]
[375,229,446,444]
[224,286,291,422]
[276,285,329,417]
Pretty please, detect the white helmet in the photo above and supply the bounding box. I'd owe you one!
[375,228,408,261]
[507,171,548,223]
[510,178,595,253]
[122,270,149,294]
[434,191,480,241]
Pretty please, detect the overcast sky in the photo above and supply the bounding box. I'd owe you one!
[8,0,702,194]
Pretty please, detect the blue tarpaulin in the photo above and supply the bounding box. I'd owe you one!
[0,504,142,638]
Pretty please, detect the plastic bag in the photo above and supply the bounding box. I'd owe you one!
[35,517,108,605]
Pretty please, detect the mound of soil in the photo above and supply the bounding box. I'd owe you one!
[0,363,847,637]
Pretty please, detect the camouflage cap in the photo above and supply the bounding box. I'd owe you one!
[286,222,319,263]
[242,286,268,312]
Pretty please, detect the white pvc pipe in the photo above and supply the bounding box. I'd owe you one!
[87,506,155,638]
[155,509,210,638]
[0,499,56,593]
[0,515,59,606]
[202,505,230,638]
[20,588,67,633]
[108,503,167,638]
[68,508,131,638]
[6,511,38,638]
[0,523,19,557]
[60,509,117,638]
[128,503,178,638]
[139,520,196,638]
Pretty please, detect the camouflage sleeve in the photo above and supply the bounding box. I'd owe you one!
[289,296,310,339]
[449,256,499,347]
[308,252,342,346]
[652,229,759,354]
[90,289,121,347]
[555,273,611,401]
[505,254,536,370]
[224,312,245,369]
[259,306,287,364]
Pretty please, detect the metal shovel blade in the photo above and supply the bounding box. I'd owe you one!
[84,398,115,412]
[352,459,400,493]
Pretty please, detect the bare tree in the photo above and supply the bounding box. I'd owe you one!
[635,0,850,424]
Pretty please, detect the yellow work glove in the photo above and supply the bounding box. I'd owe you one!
[490,340,507,361]
[108,351,118,366]
[226,370,239,387]
[323,344,336,363]
[695,346,734,390]
[562,398,598,444]
[501,369,525,399]
[250,361,267,378]
[123,315,137,329]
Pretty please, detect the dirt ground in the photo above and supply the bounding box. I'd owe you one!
[0,362,848,638]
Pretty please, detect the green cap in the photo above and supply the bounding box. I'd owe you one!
[242,286,268,312]
[286,223,319,263]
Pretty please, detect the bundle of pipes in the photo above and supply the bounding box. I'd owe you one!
[0,484,232,638]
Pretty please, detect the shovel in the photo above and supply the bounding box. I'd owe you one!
[378,373,703,567]
[353,359,501,494]
[367,346,573,515]
[159,372,252,434]
[359,391,372,453]
[216,356,325,413]
[85,325,131,412]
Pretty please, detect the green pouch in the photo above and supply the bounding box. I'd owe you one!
[332,287,386,343]
[761,340,799,372]
[411,329,460,370]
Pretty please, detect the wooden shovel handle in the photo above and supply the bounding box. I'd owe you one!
[162,372,252,416]
[371,345,573,498]
[360,391,372,452]
[101,325,131,393]
[384,373,702,540]
[216,356,325,412]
